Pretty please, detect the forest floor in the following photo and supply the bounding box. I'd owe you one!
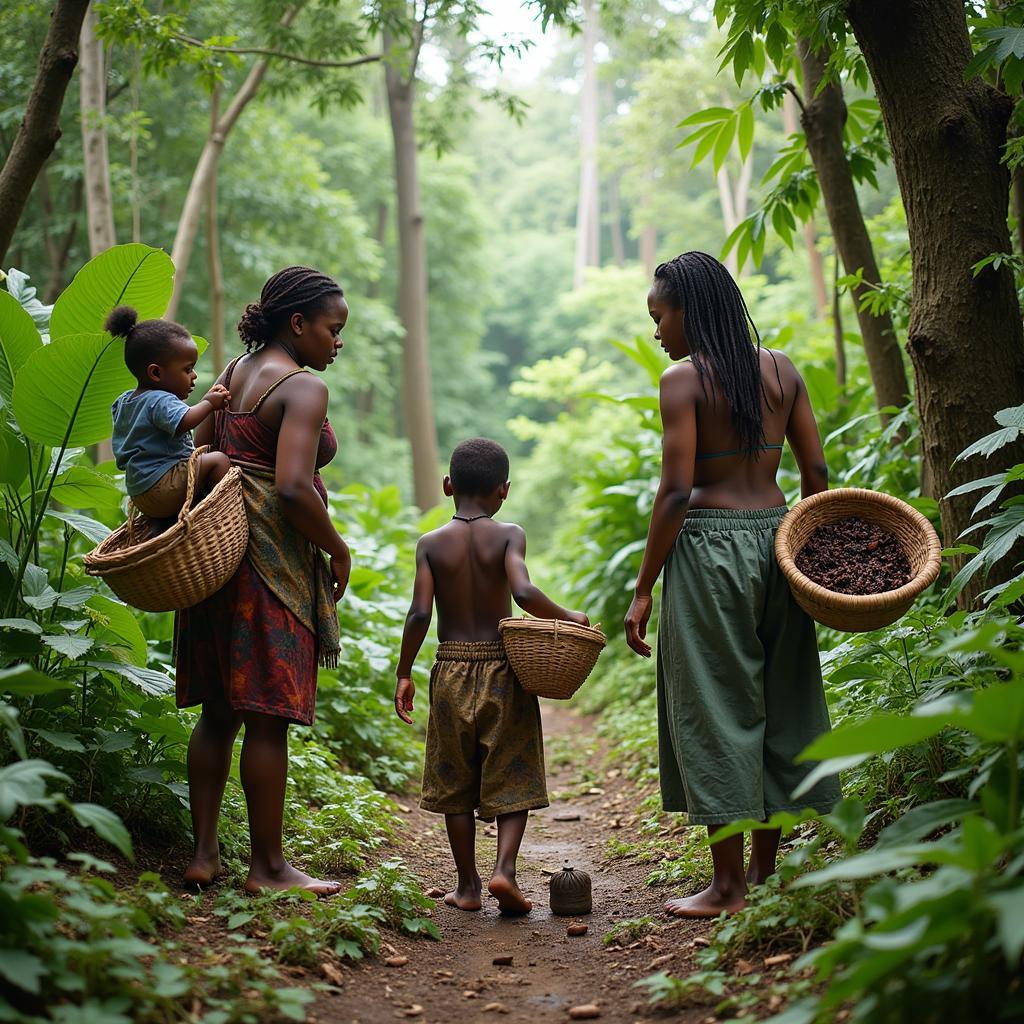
[310,703,717,1024]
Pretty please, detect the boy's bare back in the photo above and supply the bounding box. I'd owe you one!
[420,518,521,642]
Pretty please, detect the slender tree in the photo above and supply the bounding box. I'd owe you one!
[384,9,441,510]
[573,0,600,288]
[79,2,116,257]
[0,0,91,264]
[782,88,828,318]
[795,39,909,415]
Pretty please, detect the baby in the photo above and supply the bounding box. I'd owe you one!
[107,306,231,519]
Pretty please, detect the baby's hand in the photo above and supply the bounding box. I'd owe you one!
[203,384,231,410]
[395,677,415,725]
[567,610,590,627]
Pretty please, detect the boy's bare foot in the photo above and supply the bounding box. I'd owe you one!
[183,853,222,888]
[244,862,341,896]
[444,881,482,911]
[664,883,746,919]
[488,872,532,915]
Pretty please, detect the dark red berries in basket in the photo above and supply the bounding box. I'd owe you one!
[795,516,911,596]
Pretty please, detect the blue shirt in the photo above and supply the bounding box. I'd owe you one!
[111,389,194,496]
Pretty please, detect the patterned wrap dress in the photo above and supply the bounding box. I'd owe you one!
[175,360,338,726]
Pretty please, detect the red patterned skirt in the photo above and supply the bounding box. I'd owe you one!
[175,556,318,725]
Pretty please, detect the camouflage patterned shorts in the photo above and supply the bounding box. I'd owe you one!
[420,640,549,820]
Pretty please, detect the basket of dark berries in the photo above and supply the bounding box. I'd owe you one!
[775,488,942,633]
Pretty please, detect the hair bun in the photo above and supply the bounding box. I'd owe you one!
[105,305,139,338]
[237,301,271,349]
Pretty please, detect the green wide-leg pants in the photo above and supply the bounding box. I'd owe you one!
[656,506,842,825]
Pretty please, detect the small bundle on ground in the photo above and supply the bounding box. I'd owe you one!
[775,487,941,632]
[85,445,248,611]
[498,616,607,699]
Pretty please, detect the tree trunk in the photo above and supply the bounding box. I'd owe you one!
[385,29,441,511]
[608,172,625,266]
[0,0,90,264]
[206,87,226,376]
[716,155,753,277]
[797,39,909,418]
[38,168,82,302]
[847,0,1024,591]
[129,48,141,242]
[832,255,847,389]
[80,2,116,256]
[165,7,298,317]
[573,0,599,288]
[1013,163,1024,257]
[783,89,829,317]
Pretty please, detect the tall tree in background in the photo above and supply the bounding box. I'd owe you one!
[384,9,441,510]
[843,0,1024,585]
[795,39,908,417]
[0,0,90,264]
[79,2,116,257]
[781,89,828,318]
[573,0,599,288]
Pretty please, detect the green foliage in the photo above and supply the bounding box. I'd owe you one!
[603,916,656,947]
[345,857,440,939]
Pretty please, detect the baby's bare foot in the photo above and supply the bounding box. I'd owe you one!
[488,872,532,915]
[245,861,341,897]
[664,882,745,919]
[183,852,222,888]
[444,881,482,911]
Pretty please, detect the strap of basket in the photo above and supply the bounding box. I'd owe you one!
[176,445,210,534]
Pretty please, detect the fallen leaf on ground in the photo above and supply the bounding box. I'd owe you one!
[463,991,478,999]
[425,886,445,898]
[567,924,588,936]
[435,969,454,977]
[396,804,412,813]
[492,955,513,966]
[568,1005,600,1019]
[320,962,345,986]
[691,937,710,948]
[735,959,754,976]
[386,956,409,967]
[553,812,581,821]
[403,1006,423,1017]
[648,954,673,969]
[483,1004,509,1014]
[764,953,794,967]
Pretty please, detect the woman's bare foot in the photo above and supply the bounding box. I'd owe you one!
[664,882,746,919]
[183,852,222,888]
[488,872,532,915]
[444,880,482,911]
[245,861,341,896]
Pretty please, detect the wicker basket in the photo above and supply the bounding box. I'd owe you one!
[775,488,942,633]
[85,446,249,612]
[498,616,607,700]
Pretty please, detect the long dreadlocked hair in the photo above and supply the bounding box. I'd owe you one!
[237,266,344,351]
[653,250,775,455]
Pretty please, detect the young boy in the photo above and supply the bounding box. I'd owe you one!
[394,438,589,915]
[107,305,232,519]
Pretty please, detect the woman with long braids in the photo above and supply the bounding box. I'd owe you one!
[624,251,841,918]
[176,267,352,894]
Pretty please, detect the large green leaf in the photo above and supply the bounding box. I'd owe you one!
[86,595,147,667]
[47,465,124,510]
[0,665,73,696]
[50,244,174,340]
[69,801,133,859]
[800,712,948,762]
[12,332,134,446]
[0,289,42,411]
[0,420,29,487]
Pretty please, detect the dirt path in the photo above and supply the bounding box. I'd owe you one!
[314,703,714,1024]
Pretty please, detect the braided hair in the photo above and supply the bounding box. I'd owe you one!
[653,251,775,455]
[238,266,344,351]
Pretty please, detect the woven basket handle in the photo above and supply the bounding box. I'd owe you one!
[178,445,210,530]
